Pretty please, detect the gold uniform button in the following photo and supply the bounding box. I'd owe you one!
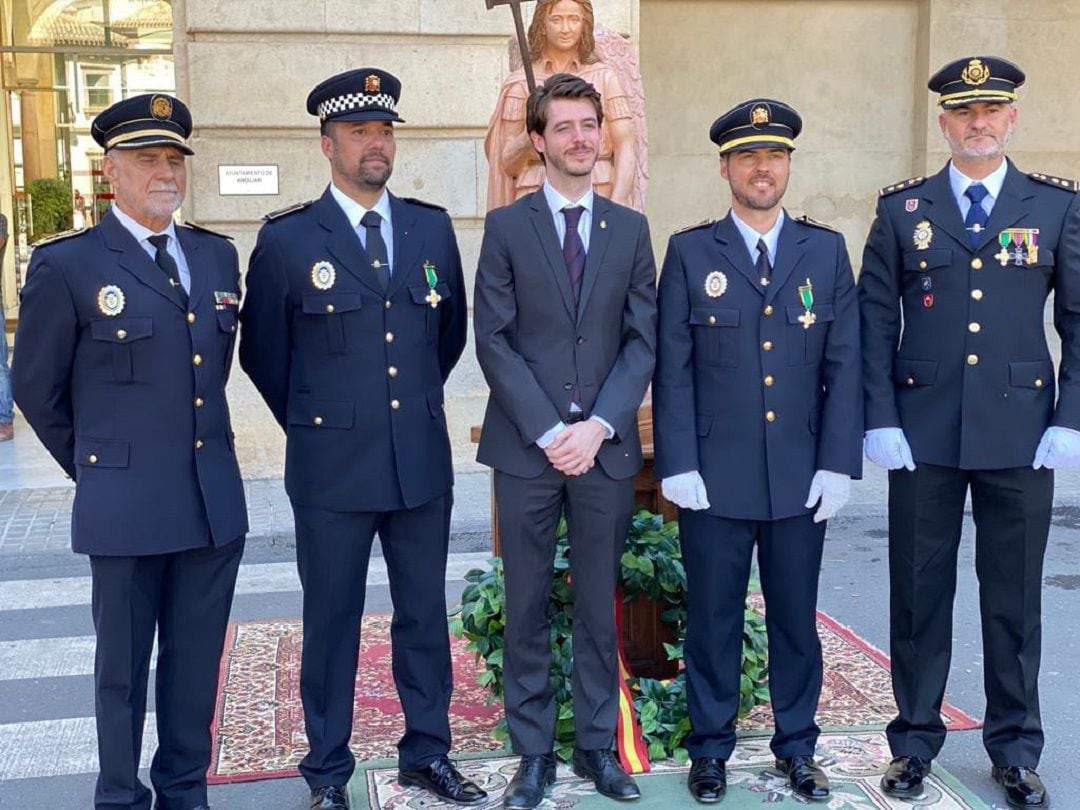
[1035,378,1044,389]
[314,416,323,426]
[194,397,204,408]
[968,322,981,333]
[385,332,394,343]
[762,341,774,352]
[195,440,204,449]
[391,399,401,410]
[764,305,774,316]
[88,454,98,464]
[907,377,915,386]
[967,354,979,366]
[325,304,335,314]
[193,354,203,366]
[765,410,777,423]
[708,315,717,325]
[764,375,775,387]
[187,312,196,324]
[971,258,984,270]
[388,366,398,378]
[919,261,927,270]
[971,289,984,301]
[116,329,127,340]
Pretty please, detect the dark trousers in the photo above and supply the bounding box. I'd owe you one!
[293,493,454,788]
[886,463,1052,767]
[495,464,635,754]
[90,539,244,810]
[680,510,826,760]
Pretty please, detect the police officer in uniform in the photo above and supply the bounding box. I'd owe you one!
[12,95,248,810]
[653,99,862,803]
[859,57,1080,809]
[238,69,483,810]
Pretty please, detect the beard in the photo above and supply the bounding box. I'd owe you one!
[545,144,597,178]
[128,188,183,220]
[732,175,788,211]
[339,153,393,191]
[946,123,1014,159]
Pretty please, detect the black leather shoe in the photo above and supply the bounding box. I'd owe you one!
[571,748,640,801]
[992,766,1049,808]
[310,785,349,810]
[880,755,930,798]
[398,756,488,806]
[503,754,557,809]
[775,755,829,801]
[687,757,726,803]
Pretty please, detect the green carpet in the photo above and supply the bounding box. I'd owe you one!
[349,731,989,808]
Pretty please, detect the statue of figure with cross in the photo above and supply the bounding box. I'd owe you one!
[483,0,649,212]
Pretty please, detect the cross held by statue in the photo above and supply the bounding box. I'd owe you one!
[484,0,539,91]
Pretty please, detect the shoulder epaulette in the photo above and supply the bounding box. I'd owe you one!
[673,219,716,235]
[879,176,926,197]
[794,214,838,233]
[30,227,87,248]
[1029,172,1078,192]
[400,196,448,212]
[182,221,233,240]
[263,200,315,221]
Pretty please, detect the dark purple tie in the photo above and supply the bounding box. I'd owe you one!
[562,206,586,304]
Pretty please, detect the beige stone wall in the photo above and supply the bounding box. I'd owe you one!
[640,0,1080,268]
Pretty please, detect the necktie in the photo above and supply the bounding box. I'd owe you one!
[755,238,772,287]
[562,206,586,304]
[964,183,989,249]
[147,234,187,307]
[360,210,390,291]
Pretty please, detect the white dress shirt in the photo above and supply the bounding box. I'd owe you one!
[110,205,191,294]
[329,183,394,274]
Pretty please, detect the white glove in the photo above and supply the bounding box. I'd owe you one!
[864,427,916,471]
[661,470,711,511]
[804,470,852,524]
[1033,426,1080,469]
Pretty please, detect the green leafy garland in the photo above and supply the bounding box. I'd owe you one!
[450,509,770,763]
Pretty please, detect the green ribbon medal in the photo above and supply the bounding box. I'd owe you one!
[797,278,816,329]
[423,261,441,308]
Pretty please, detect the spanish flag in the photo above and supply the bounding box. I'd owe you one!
[614,597,651,774]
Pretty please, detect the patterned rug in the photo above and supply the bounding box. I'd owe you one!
[207,610,979,783]
[350,731,990,809]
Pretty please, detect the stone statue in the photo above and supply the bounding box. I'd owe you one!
[484,0,649,211]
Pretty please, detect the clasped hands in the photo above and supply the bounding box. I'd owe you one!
[544,419,607,476]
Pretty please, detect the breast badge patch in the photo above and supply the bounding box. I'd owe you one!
[913,220,934,250]
[96,285,126,317]
[311,261,336,291]
[704,271,728,298]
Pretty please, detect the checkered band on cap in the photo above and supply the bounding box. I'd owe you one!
[318,92,397,121]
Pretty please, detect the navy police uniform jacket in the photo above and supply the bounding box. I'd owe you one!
[653,213,863,520]
[859,162,1080,469]
[12,211,248,556]
[239,188,467,512]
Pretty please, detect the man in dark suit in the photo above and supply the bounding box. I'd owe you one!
[474,73,657,809]
[859,56,1080,809]
[238,68,482,810]
[653,99,862,804]
[12,95,247,810]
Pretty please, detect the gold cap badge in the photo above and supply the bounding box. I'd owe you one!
[365,74,381,93]
[961,58,990,86]
[751,105,770,126]
[150,95,173,120]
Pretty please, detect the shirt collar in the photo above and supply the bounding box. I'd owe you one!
[110,204,178,246]
[949,159,1008,203]
[329,182,392,227]
[729,207,785,261]
[541,57,582,73]
[542,181,594,218]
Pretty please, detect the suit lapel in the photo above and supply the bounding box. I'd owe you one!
[527,191,577,320]
[98,211,183,309]
[977,162,1030,252]
[713,215,764,297]
[764,214,808,306]
[919,166,972,249]
[575,196,613,325]
[386,193,421,299]
[174,225,205,310]
[315,188,383,296]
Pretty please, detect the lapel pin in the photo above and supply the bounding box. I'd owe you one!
[600,220,607,229]
[906,198,919,212]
